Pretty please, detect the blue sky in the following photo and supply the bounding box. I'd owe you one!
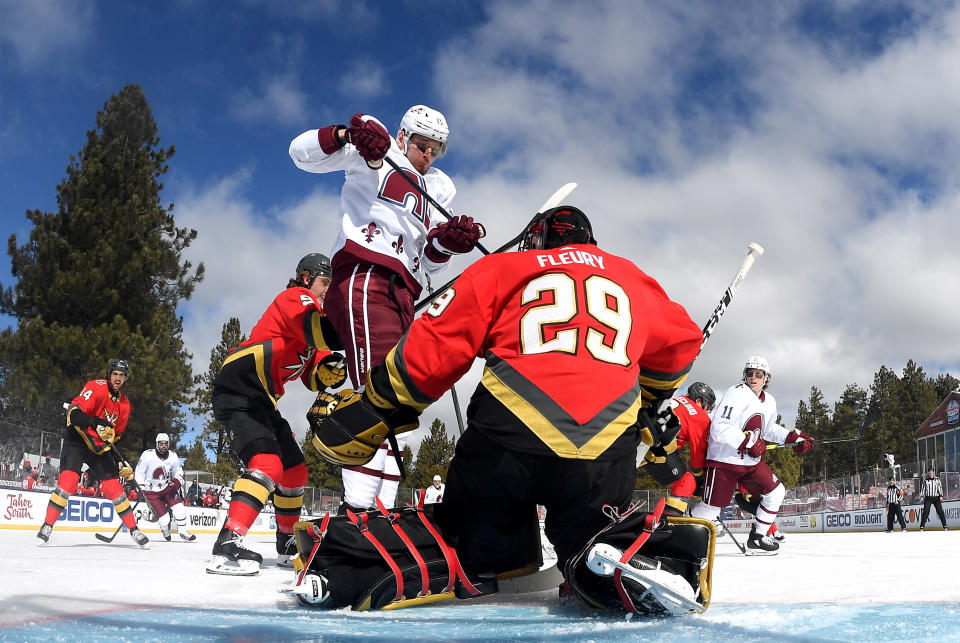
[3,1,960,449]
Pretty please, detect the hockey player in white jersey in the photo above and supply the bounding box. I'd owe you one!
[292,105,485,512]
[691,357,814,554]
[423,474,445,504]
[135,433,196,542]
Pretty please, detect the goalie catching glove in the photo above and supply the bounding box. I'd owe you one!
[309,382,420,467]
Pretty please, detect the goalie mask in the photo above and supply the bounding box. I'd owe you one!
[521,206,596,251]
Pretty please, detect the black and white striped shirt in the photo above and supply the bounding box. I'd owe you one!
[886,484,903,504]
[921,476,943,499]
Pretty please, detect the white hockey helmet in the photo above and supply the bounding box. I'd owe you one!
[743,356,771,383]
[156,432,170,446]
[398,105,449,158]
[433,475,442,482]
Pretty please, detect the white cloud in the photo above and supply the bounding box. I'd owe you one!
[229,73,309,126]
[337,60,387,99]
[0,0,94,66]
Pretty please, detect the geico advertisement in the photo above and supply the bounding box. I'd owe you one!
[1,488,277,533]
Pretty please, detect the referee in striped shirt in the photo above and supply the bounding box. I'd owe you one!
[919,467,948,531]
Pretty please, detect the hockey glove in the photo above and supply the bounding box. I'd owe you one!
[307,391,340,433]
[346,113,390,169]
[310,385,420,467]
[738,430,766,458]
[427,216,486,256]
[311,353,347,390]
[785,430,815,454]
[636,399,682,449]
[95,419,116,444]
[171,478,182,493]
[118,464,134,481]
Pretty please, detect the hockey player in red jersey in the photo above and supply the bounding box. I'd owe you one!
[655,382,716,516]
[691,356,815,554]
[308,207,717,613]
[206,253,345,576]
[36,359,149,549]
[291,106,485,512]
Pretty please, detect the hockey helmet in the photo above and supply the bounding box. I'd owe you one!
[433,475,442,482]
[521,206,597,251]
[398,105,449,159]
[742,356,770,384]
[685,382,716,412]
[156,432,170,446]
[107,358,130,380]
[296,253,332,286]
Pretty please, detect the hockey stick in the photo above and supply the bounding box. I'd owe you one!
[716,517,746,554]
[383,155,492,255]
[765,435,860,451]
[699,242,765,353]
[414,182,578,313]
[95,446,146,543]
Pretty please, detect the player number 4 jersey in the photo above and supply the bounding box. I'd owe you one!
[68,379,131,454]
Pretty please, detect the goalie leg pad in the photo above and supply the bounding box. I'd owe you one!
[567,513,715,615]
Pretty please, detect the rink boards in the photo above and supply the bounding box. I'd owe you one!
[0,485,277,536]
[722,497,960,533]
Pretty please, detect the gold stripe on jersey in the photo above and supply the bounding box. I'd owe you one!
[303,310,342,352]
[480,354,643,460]
[222,342,278,405]
[637,363,693,406]
[381,339,435,411]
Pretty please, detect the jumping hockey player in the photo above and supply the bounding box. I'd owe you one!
[135,433,195,542]
[290,105,485,512]
[206,254,344,575]
[37,359,150,549]
[307,206,716,614]
[691,356,815,554]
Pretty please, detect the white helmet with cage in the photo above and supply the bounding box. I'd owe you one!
[742,356,771,384]
[398,105,449,158]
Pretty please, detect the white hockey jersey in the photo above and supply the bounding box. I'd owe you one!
[706,384,793,465]
[135,448,184,493]
[423,483,445,504]
[289,120,456,298]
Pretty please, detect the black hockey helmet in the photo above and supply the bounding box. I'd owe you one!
[521,206,597,251]
[686,382,716,412]
[107,358,130,380]
[296,253,333,286]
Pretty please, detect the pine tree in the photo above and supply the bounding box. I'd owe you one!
[933,373,960,401]
[183,438,212,471]
[0,85,203,452]
[191,317,245,458]
[795,387,830,482]
[830,384,868,477]
[863,365,904,468]
[410,418,455,488]
[302,434,344,491]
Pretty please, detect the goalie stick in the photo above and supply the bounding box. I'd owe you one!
[699,242,764,353]
[414,182,578,313]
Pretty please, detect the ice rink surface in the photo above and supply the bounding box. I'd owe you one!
[1,526,958,641]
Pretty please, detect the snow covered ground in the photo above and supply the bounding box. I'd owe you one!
[1,526,958,641]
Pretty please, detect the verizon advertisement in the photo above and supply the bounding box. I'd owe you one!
[1,487,277,535]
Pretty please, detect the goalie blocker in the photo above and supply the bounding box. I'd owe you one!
[288,496,714,615]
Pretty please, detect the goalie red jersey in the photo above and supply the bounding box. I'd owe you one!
[216,287,341,405]
[67,379,131,453]
[379,243,702,460]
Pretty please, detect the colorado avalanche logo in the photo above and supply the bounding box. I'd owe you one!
[362,222,381,243]
[392,235,405,255]
[378,168,429,224]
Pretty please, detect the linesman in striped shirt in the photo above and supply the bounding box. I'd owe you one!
[885,477,907,532]
[919,467,948,531]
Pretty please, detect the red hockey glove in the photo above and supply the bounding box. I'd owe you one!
[738,430,766,458]
[785,430,815,454]
[428,215,485,256]
[347,113,390,168]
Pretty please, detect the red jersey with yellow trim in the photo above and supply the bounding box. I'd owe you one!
[381,244,702,460]
[68,379,131,453]
[215,287,340,406]
[672,395,711,472]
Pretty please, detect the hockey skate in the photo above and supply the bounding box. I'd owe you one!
[772,529,786,543]
[276,531,298,568]
[36,523,53,546]
[206,528,262,576]
[178,528,197,542]
[130,528,151,550]
[585,543,701,615]
[160,523,172,542]
[745,526,778,556]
